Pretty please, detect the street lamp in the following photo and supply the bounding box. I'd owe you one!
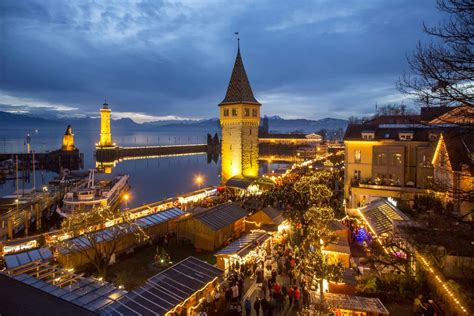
[123,193,130,209]
[195,175,204,189]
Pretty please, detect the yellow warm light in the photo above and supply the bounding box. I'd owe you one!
[195,175,203,186]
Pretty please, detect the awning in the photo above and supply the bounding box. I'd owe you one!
[215,230,271,258]
[358,198,410,237]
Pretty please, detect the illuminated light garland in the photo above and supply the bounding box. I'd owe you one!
[165,276,218,316]
[417,253,469,314]
[356,208,470,314]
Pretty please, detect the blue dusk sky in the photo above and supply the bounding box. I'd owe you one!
[0,0,445,123]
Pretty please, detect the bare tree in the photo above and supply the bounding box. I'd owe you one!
[397,0,474,107]
[58,207,149,278]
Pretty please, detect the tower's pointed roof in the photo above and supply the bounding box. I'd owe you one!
[219,45,260,106]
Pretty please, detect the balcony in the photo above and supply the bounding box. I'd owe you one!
[351,177,429,194]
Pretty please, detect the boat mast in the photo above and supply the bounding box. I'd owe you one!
[15,155,19,213]
[32,151,36,191]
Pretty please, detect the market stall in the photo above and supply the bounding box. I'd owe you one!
[214,230,271,272]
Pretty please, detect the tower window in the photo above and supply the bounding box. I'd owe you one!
[249,129,252,135]
[252,109,257,117]
[245,108,250,117]
[223,109,229,116]
[232,108,237,116]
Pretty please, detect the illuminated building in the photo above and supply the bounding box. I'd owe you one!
[98,101,113,147]
[431,130,473,220]
[61,125,75,151]
[258,133,322,145]
[219,41,260,183]
[344,122,436,207]
[344,105,473,209]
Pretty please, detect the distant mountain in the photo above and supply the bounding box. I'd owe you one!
[265,117,348,133]
[0,111,347,134]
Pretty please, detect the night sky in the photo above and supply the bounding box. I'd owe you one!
[0,0,445,122]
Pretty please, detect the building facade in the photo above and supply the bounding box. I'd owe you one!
[432,131,473,220]
[98,101,112,147]
[344,123,437,207]
[219,44,260,183]
[344,105,474,213]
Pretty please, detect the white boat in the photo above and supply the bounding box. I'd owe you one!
[58,169,129,216]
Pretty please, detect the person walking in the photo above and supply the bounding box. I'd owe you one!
[288,286,294,307]
[254,297,261,316]
[281,285,288,308]
[244,297,251,316]
[294,286,301,309]
[261,297,269,316]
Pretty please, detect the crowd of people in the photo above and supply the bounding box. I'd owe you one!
[207,234,310,316]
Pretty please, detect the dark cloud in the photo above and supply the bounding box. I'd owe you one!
[0,0,445,122]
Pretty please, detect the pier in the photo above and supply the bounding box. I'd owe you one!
[95,143,212,162]
[0,150,83,173]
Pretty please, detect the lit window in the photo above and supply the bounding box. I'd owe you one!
[354,170,361,180]
[392,153,403,166]
[245,108,250,117]
[376,153,387,165]
[232,108,238,116]
[361,132,374,140]
[223,109,229,117]
[399,132,413,141]
[355,150,361,163]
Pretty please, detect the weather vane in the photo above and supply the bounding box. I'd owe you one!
[235,31,240,48]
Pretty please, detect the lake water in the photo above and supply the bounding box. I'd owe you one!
[0,127,287,208]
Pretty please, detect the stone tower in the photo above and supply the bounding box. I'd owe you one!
[219,42,261,183]
[99,101,112,147]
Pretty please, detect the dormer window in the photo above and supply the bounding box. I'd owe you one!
[399,132,413,141]
[361,132,375,140]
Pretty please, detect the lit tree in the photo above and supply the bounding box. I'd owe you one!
[58,206,149,278]
[298,206,344,305]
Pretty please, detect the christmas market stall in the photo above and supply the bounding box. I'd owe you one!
[99,256,223,316]
[245,206,288,232]
[322,293,390,316]
[214,230,271,272]
[323,220,351,268]
[56,207,185,269]
[175,202,248,251]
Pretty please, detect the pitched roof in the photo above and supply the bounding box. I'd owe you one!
[324,293,389,314]
[194,202,248,231]
[100,257,223,316]
[0,274,95,316]
[215,230,271,257]
[343,123,439,141]
[359,199,411,236]
[420,105,453,121]
[219,46,260,106]
[261,206,285,225]
[440,128,474,174]
[327,220,347,232]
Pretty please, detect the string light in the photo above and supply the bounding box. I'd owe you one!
[357,208,469,314]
